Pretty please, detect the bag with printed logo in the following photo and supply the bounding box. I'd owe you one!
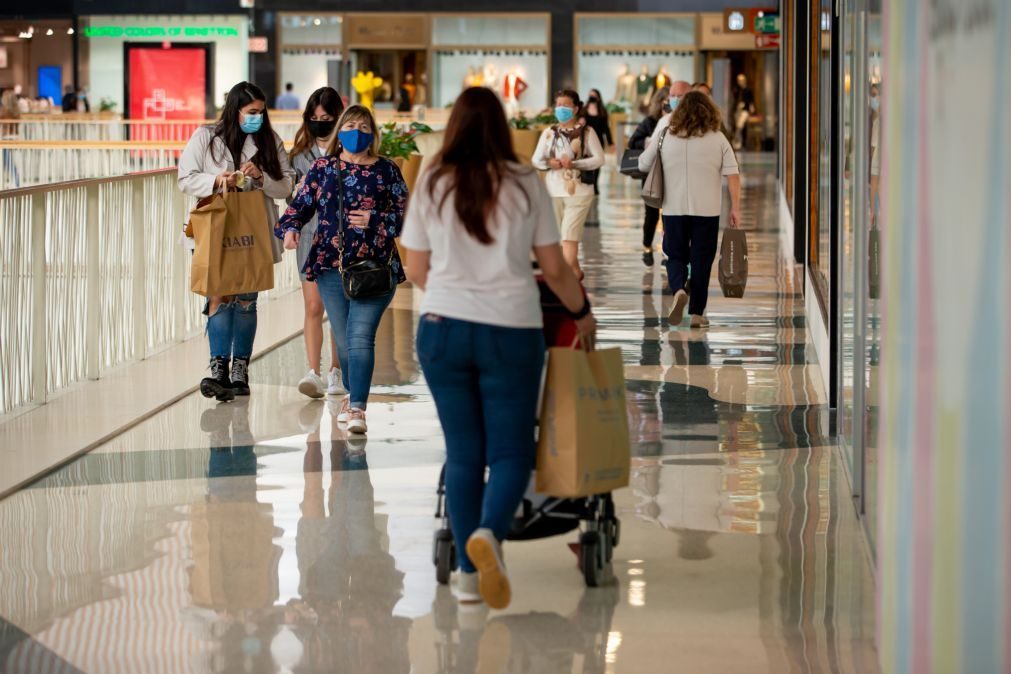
[536,345,630,498]
[190,188,275,297]
[718,228,749,298]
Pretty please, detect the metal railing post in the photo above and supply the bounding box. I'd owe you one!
[85,182,101,380]
[30,192,48,404]
[131,176,148,359]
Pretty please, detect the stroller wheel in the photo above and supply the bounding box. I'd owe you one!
[580,531,606,587]
[434,531,455,585]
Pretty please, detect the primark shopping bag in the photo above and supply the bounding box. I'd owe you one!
[189,189,275,297]
[536,346,630,498]
[718,228,749,298]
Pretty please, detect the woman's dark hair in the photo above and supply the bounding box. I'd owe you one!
[290,86,345,160]
[669,91,723,138]
[647,86,670,121]
[554,88,584,117]
[587,88,609,124]
[425,87,528,245]
[212,81,283,181]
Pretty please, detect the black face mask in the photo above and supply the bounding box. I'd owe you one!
[307,119,336,139]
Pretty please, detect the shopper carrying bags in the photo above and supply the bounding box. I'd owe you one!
[401,87,596,610]
[531,89,605,279]
[289,86,346,399]
[627,86,670,267]
[179,81,294,401]
[277,105,408,435]
[637,91,742,329]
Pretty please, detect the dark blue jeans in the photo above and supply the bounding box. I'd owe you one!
[206,293,258,360]
[662,215,720,316]
[315,271,394,409]
[417,315,545,573]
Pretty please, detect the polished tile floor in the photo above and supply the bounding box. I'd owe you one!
[0,159,878,674]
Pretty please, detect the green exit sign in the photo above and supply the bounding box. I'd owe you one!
[754,15,781,34]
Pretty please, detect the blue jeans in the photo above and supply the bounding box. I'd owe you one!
[417,315,545,573]
[206,293,258,360]
[315,271,394,409]
[662,215,720,316]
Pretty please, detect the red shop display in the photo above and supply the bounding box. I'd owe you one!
[126,44,211,121]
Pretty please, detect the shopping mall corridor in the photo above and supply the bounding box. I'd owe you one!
[0,159,878,674]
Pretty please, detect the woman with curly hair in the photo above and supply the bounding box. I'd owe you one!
[637,90,742,329]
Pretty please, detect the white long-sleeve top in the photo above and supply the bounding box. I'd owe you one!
[637,114,739,217]
[178,125,295,262]
[531,124,605,198]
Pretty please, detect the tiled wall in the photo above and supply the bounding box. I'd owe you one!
[878,2,1010,673]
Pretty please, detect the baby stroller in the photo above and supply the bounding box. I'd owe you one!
[432,278,621,588]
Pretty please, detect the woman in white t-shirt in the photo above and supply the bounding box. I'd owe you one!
[637,91,742,329]
[402,87,596,610]
[531,89,605,279]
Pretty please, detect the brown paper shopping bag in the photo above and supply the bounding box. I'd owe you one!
[190,190,275,297]
[718,228,749,298]
[536,346,631,498]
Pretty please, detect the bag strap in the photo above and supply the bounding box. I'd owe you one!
[335,159,346,275]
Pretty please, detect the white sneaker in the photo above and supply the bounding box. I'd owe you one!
[453,571,482,604]
[326,368,345,396]
[347,408,367,435]
[337,396,351,423]
[466,528,511,609]
[297,370,326,399]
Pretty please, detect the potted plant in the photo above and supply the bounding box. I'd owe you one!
[379,121,432,192]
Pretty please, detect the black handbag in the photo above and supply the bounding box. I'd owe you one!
[335,162,396,300]
[620,148,647,179]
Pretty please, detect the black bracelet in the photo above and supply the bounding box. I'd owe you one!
[567,297,592,320]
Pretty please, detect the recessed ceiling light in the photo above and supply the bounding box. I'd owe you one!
[67,27,75,35]
[46,28,54,36]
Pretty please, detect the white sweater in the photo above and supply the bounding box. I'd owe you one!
[637,116,739,217]
[531,124,605,198]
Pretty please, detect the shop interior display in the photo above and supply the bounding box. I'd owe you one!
[432,49,548,111]
[579,49,694,113]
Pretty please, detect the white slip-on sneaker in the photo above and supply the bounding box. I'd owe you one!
[326,367,345,396]
[337,396,351,423]
[466,528,511,610]
[297,370,326,399]
[347,408,368,435]
[453,571,482,604]
[668,289,688,327]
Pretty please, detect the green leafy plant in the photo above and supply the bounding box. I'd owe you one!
[509,112,533,130]
[606,102,628,115]
[99,97,117,113]
[378,121,433,160]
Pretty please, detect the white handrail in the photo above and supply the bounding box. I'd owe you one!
[0,169,300,416]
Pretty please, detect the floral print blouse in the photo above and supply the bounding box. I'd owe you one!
[276,156,407,283]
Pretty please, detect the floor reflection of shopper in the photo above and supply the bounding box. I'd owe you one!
[289,87,346,400]
[179,82,295,401]
[637,91,741,329]
[403,87,596,610]
[531,89,605,279]
[629,86,670,267]
[277,105,408,435]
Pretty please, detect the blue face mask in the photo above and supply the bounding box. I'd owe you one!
[870,97,880,112]
[339,129,374,154]
[240,113,263,134]
[554,106,575,123]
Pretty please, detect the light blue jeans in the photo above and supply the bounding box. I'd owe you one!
[315,271,394,409]
[205,293,258,360]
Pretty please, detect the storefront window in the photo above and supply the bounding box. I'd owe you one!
[279,14,343,45]
[577,16,694,46]
[812,2,832,302]
[431,16,546,46]
[278,14,344,103]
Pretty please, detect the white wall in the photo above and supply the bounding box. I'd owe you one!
[83,15,248,116]
[279,53,342,107]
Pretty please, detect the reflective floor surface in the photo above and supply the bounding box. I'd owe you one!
[0,158,878,674]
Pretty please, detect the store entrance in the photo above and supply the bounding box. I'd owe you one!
[703,50,778,152]
[350,49,428,110]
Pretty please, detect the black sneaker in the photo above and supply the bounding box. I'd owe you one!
[230,357,251,396]
[643,250,655,267]
[201,357,235,402]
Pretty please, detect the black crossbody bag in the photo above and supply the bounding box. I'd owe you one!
[335,161,397,299]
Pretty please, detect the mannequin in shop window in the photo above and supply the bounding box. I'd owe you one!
[655,66,670,92]
[415,73,428,107]
[731,73,756,151]
[503,69,527,118]
[482,63,500,93]
[615,64,636,104]
[636,65,654,115]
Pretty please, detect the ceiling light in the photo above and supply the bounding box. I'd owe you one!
[67,27,74,35]
[19,31,32,39]
[313,18,321,26]
[46,29,54,36]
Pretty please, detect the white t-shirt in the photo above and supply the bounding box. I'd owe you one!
[637,117,739,217]
[401,163,560,328]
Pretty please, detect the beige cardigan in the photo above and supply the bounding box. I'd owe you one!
[178,125,295,263]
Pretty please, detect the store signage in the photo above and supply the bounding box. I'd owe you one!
[83,26,239,39]
[248,36,268,52]
[755,33,780,49]
[722,8,777,35]
[754,15,781,34]
[346,15,427,47]
[128,46,208,120]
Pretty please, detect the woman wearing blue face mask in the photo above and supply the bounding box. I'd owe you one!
[276,104,408,435]
[179,81,294,401]
[531,89,605,279]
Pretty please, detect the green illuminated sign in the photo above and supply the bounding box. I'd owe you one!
[82,26,239,38]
